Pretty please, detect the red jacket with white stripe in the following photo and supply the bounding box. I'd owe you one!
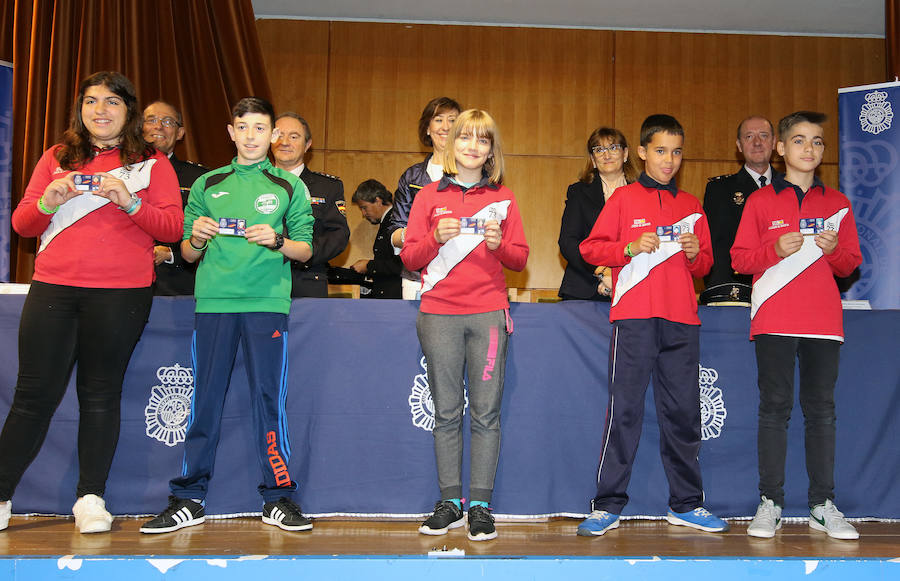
[13,146,183,288]
[579,179,712,325]
[400,176,529,315]
[730,179,861,340]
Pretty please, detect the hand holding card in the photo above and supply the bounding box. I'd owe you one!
[40,175,81,211]
[434,217,461,244]
[484,220,502,250]
[815,229,839,255]
[678,232,700,261]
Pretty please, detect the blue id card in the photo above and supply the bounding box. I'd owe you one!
[218,217,246,236]
[656,224,681,242]
[799,218,822,235]
[459,217,486,235]
[73,174,102,192]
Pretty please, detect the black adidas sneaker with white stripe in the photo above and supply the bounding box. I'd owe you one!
[262,497,312,531]
[140,496,205,534]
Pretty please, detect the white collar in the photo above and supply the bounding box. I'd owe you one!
[426,158,443,182]
[744,164,772,185]
[284,163,305,178]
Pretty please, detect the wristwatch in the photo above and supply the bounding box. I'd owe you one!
[272,233,285,250]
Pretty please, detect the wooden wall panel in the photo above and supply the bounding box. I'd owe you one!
[326,22,615,156]
[258,18,884,292]
[614,32,885,164]
[502,156,584,289]
[257,20,330,155]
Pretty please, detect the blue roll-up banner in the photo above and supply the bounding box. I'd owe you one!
[838,81,900,309]
[0,60,11,282]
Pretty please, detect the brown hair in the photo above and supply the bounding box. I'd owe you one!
[640,114,683,147]
[417,97,462,148]
[579,126,638,184]
[57,71,153,170]
[777,111,827,141]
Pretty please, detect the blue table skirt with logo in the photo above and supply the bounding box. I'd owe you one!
[0,296,897,519]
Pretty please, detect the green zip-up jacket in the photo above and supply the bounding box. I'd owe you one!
[184,157,313,314]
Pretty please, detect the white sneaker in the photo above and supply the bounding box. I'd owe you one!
[809,499,859,540]
[72,494,113,534]
[0,500,10,531]
[747,496,782,538]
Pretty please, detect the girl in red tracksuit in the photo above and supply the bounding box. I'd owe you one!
[401,109,528,542]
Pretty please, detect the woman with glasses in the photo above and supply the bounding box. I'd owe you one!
[558,127,638,300]
[0,71,182,533]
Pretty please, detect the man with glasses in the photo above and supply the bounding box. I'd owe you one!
[271,112,349,298]
[143,101,208,295]
[701,116,778,305]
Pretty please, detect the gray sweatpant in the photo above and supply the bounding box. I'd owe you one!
[416,309,510,503]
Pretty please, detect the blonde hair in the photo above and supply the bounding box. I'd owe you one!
[441,109,505,185]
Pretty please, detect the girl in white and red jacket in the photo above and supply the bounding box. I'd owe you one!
[401,109,529,542]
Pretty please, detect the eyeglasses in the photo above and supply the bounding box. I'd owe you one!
[143,116,181,128]
[591,144,623,155]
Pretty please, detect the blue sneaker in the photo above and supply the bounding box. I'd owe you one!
[666,506,729,532]
[576,510,620,536]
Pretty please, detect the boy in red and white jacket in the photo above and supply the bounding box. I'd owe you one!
[731,111,862,540]
[576,115,727,537]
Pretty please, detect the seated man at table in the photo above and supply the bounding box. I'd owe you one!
[350,179,402,299]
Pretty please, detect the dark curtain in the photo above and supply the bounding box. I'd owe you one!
[889,0,900,80]
[2,0,271,282]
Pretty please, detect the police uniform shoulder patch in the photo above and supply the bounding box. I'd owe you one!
[336,200,346,216]
[311,169,340,181]
[706,173,732,183]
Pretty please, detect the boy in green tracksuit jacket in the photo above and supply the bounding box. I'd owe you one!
[141,97,315,534]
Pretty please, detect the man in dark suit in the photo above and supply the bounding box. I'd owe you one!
[701,115,776,304]
[271,113,350,297]
[350,179,402,299]
[143,101,208,296]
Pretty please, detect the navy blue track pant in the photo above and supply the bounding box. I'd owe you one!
[170,312,296,504]
[590,318,704,514]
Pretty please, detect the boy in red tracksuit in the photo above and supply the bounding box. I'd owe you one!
[731,111,862,540]
[576,114,728,537]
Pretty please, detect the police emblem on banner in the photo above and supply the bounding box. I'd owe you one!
[859,90,894,135]
[145,363,194,447]
[408,356,468,432]
[698,364,727,440]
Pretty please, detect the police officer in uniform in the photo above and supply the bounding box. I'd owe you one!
[702,115,777,304]
[143,101,208,296]
[271,113,350,297]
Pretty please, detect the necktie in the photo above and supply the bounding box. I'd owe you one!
[759,176,767,188]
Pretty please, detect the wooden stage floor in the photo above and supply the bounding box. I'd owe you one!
[1,516,897,558]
